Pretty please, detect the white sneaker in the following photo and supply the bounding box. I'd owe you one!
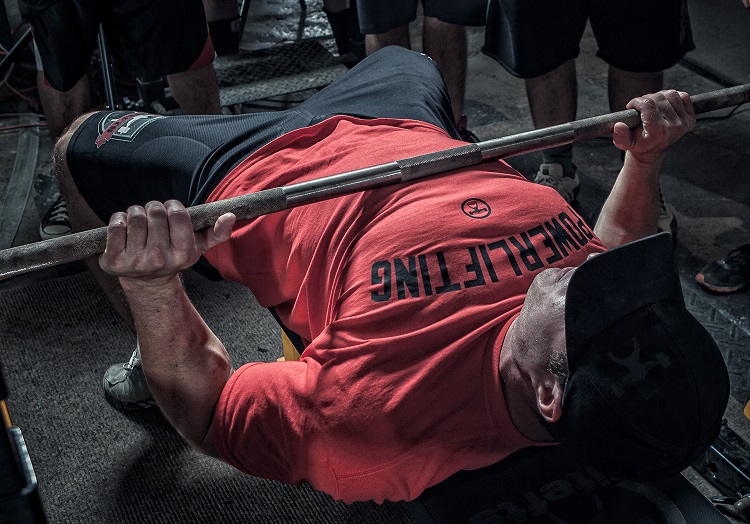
[102,345,156,410]
[532,163,580,204]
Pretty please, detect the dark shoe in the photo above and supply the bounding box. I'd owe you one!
[458,127,480,143]
[456,115,480,143]
[696,244,750,293]
[39,195,71,240]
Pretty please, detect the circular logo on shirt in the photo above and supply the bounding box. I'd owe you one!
[462,198,491,219]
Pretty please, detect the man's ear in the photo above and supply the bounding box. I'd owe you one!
[536,378,564,424]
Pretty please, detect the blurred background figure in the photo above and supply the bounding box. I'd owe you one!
[204,0,242,56]
[695,0,749,294]
[18,0,223,240]
[696,244,750,294]
[483,0,694,240]
[357,0,487,141]
[323,0,366,67]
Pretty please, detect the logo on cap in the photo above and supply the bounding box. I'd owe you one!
[608,337,671,398]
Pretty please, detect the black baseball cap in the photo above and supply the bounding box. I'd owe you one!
[551,232,730,481]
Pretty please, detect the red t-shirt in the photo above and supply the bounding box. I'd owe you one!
[206,116,606,503]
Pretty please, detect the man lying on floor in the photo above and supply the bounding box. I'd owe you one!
[53,46,729,503]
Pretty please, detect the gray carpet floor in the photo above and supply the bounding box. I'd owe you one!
[0,270,415,523]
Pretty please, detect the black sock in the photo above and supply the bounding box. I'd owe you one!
[347,2,365,62]
[323,7,351,56]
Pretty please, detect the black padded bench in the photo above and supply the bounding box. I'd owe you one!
[406,444,730,523]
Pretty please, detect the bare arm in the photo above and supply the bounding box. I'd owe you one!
[593,90,695,248]
[100,200,237,456]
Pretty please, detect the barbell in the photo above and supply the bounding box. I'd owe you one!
[0,83,748,280]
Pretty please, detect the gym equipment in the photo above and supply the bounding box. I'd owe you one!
[0,356,48,523]
[213,40,347,108]
[407,441,733,523]
[0,83,748,281]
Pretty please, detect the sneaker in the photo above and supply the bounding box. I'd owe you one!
[102,346,156,410]
[532,163,580,204]
[657,188,678,244]
[39,195,71,240]
[696,244,750,293]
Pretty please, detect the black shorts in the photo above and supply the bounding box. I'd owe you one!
[66,46,458,224]
[19,0,212,91]
[357,0,487,34]
[483,0,695,78]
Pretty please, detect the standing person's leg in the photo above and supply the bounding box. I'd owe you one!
[111,0,222,116]
[607,68,663,112]
[422,17,466,125]
[524,60,577,137]
[483,0,587,202]
[36,74,91,142]
[18,0,103,238]
[524,59,579,185]
[36,75,91,238]
[421,0,486,138]
[21,0,99,140]
[356,0,415,54]
[365,25,410,54]
[324,0,350,55]
[525,59,581,203]
[202,0,238,24]
[166,62,222,116]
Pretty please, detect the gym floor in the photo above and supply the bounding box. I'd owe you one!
[0,0,748,520]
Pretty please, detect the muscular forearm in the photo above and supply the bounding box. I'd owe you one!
[120,274,233,454]
[594,90,695,248]
[593,151,663,248]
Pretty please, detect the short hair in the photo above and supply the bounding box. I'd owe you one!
[546,348,568,387]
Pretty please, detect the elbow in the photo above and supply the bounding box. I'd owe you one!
[147,345,234,455]
[172,362,234,459]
